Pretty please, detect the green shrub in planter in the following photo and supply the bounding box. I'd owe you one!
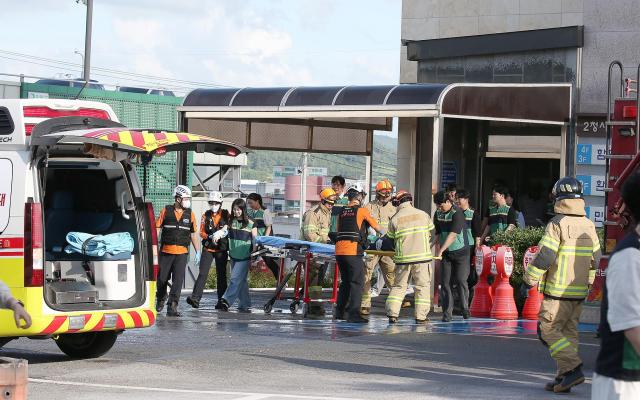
[491,227,545,311]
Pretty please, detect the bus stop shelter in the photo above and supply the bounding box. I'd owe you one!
[177,83,571,213]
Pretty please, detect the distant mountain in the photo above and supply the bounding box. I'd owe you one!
[242,133,398,184]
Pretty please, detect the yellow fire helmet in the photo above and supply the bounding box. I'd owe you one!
[320,187,337,203]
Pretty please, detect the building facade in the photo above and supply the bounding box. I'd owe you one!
[400,0,640,226]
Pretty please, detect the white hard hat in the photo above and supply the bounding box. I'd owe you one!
[208,191,223,203]
[173,185,192,199]
[345,182,366,198]
[346,182,365,194]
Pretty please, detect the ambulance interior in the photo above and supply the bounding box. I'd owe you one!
[41,159,146,311]
[439,119,562,227]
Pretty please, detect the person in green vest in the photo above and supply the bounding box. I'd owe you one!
[479,184,518,245]
[434,191,470,322]
[456,189,482,296]
[246,193,279,280]
[217,198,258,312]
[329,175,349,242]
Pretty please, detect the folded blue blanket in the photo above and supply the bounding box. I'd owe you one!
[65,232,134,257]
[256,236,335,256]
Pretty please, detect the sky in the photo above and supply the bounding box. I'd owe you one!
[1,0,402,92]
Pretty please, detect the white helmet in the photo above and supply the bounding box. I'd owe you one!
[173,185,191,199]
[345,182,366,198]
[208,191,223,203]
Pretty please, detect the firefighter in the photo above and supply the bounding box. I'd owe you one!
[334,183,384,323]
[479,184,517,244]
[361,179,396,316]
[156,185,201,317]
[382,190,435,324]
[187,191,229,309]
[301,187,337,317]
[521,177,601,393]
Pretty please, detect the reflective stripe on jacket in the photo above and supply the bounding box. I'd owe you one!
[301,204,331,243]
[365,199,396,230]
[524,198,601,300]
[387,202,434,265]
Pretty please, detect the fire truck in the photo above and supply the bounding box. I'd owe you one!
[589,61,640,301]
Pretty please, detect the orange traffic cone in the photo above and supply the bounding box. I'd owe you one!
[490,246,518,320]
[522,246,543,320]
[470,246,493,318]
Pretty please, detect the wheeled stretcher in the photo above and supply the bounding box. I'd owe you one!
[253,237,338,315]
[253,237,396,315]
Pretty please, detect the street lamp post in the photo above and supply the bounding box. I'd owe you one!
[78,0,93,83]
[74,50,84,77]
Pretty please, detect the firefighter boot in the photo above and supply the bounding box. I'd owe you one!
[360,307,371,316]
[166,301,181,317]
[554,366,584,393]
[544,376,569,393]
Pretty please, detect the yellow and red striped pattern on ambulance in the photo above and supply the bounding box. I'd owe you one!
[82,129,217,153]
[0,236,156,338]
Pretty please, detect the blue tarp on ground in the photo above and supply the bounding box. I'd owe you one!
[256,236,335,256]
[65,232,134,257]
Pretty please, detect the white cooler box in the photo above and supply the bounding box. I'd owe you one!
[91,260,136,301]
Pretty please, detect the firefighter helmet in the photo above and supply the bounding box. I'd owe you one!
[553,177,583,201]
[375,179,393,193]
[392,190,413,207]
[320,187,337,203]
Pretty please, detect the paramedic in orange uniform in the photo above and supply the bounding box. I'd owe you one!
[334,183,384,323]
[155,185,201,317]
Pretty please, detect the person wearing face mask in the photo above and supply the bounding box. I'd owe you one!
[155,185,200,317]
[187,191,230,309]
[334,183,384,323]
[246,193,279,281]
[361,179,396,316]
[217,198,258,312]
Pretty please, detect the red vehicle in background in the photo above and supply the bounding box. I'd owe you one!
[589,61,640,301]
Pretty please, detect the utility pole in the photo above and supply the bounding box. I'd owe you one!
[82,0,93,82]
[299,152,308,232]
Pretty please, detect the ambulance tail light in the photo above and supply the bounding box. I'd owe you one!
[24,124,35,136]
[22,106,110,119]
[145,202,159,280]
[24,203,44,287]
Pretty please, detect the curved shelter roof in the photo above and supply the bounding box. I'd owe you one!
[179,83,571,156]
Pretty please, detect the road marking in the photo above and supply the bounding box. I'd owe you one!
[28,378,365,400]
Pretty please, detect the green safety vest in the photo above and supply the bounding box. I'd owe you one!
[435,208,466,252]
[489,204,511,235]
[463,208,474,247]
[228,219,254,260]
[329,196,350,235]
[248,208,268,236]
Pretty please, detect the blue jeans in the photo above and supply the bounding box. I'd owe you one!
[223,260,251,309]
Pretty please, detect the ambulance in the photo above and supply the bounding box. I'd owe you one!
[0,99,245,357]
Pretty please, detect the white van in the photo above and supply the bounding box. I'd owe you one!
[0,99,245,357]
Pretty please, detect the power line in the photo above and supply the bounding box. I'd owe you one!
[0,49,234,88]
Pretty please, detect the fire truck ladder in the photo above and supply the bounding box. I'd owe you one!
[603,61,640,248]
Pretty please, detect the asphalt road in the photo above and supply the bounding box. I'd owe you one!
[1,291,599,400]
